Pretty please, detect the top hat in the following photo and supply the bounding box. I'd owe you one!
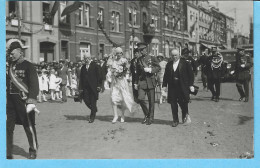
[237,47,245,51]
[211,46,217,51]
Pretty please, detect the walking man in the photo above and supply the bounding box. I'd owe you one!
[134,43,161,125]
[57,59,70,102]
[79,54,102,123]
[235,48,252,102]
[162,49,194,127]
[206,47,225,102]
[130,48,141,103]
[6,39,39,159]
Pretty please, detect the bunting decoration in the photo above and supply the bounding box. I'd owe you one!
[61,1,82,17]
[50,1,60,17]
[97,18,123,47]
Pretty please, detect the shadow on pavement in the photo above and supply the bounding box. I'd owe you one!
[64,115,172,126]
[13,144,28,158]
[237,115,253,125]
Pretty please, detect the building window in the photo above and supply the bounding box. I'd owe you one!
[80,42,91,60]
[84,4,90,27]
[111,11,120,32]
[78,4,83,25]
[177,19,181,30]
[61,41,69,60]
[165,41,170,58]
[99,44,104,58]
[128,8,132,24]
[8,1,17,19]
[129,39,138,59]
[60,1,70,24]
[151,15,158,29]
[152,43,159,56]
[42,2,52,24]
[133,8,137,26]
[98,8,104,27]
[165,14,169,28]
[172,17,175,29]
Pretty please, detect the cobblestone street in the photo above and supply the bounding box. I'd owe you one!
[12,75,254,159]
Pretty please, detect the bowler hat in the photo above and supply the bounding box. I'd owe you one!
[137,42,147,50]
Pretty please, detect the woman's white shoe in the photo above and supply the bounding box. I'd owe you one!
[112,116,119,124]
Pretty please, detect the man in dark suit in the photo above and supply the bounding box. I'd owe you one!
[198,49,209,90]
[235,48,252,102]
[206,47,225,102]
[100,58,108,93]
[162,49,194,127]
[130,48,140,103]
[182,48,198,76]
[57,59,70,102]
[79,54,102,123]
[134,43,161,125]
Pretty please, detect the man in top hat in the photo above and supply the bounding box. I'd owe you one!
[78,53,102,123]
[181,48,198,76]
[162,49,194,127]
[57,59,70,102]
[6,39,39,159]
[205,47,225,102]
[130,47,141,103]
[235,47,252,102]
[134,42,161,125]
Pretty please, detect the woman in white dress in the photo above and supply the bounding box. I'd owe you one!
[108,47,136,123]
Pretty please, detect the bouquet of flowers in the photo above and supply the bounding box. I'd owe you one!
[112,58,128,79]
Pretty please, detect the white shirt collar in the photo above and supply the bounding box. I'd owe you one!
[173,59,180,72]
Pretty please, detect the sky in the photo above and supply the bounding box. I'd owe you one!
[209,0,253,36]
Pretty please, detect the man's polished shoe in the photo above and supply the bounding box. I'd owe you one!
[244,97,249,102]
[28,152,37,159]
[215,97,219,102]
[172,121,179,127]
[239,96,245,101]
[89,119,94,123]
[142,117,148,124]
[146,119,152,125]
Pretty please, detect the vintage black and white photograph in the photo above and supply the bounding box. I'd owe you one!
[5,0,254,159]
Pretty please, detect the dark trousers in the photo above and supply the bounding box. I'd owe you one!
[170,82,189,122]
[208,78,221,98]
[7,94,38,157]
[236,80,249,98]
[138,88,155,119]
[201,71,207,88]
[83,87,97,120]
[60,84,67,102]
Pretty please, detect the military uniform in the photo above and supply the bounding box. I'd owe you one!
[6,39,39,159]
[206,49,225,102]
[135,43,161,125]
[235,49,252,102]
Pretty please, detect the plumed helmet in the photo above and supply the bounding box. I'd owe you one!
[6,38,28,54]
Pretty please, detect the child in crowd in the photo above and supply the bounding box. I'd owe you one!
[41,69,49,101]
[70,67,77,96]
[37,71,44,102]
[49,69,57,100]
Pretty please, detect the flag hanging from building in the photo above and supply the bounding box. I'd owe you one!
[189,20,197,37]
[173,18,180,30]
[207,20,214,34]
[50,1,60,17]
[61,1,82,17]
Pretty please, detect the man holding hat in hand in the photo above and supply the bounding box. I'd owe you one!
[6,39,39,159]
[134,43,161,125]
[235,47,252,102]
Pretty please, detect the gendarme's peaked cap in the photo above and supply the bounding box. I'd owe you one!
[137,42,148,50]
